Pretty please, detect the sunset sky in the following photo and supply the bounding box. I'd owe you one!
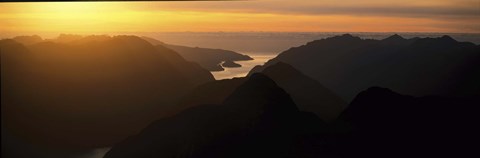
[0,0,479,36]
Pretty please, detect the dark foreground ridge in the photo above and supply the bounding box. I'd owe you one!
[335,87,479,157]
[179,62,347,122]
[106,84,479,158]
[105,74,327,158]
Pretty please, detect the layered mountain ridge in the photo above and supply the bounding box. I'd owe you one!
[178,62,347,122]
[141,36,253,71]
[1,35,214,147]
[105,74,328,158]
[249,34,480,101]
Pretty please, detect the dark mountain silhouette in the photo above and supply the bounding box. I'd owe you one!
[106,84,479,158]
[105,74,329,158]
[1,35,214,147]
[261,62,347,121]
[333,87,480,157]
[249,34,480,101]
[142,36,253,71]
[9,35,252,71]
[380,33,414,45]
[4,34,479,157]
[2,123,111,158]
[178,62,347,122]
[178,77,247,111]
[221,60,241,67]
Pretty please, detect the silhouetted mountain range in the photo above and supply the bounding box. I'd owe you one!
[178,62,347,122]
[105,74,328,158]
[1,35,214,147]
[6,34,253,72]
[106,77,479,158]
[250,34,480,101]
[104,33,480,156]
[3,34,479,157]
[142,36,253,71]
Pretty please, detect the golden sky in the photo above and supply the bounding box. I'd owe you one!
[0,0,479,36]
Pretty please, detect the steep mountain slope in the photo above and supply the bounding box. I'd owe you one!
[1,35,214,147]
[10,35,253,71]
[105,74,328,158]
[142,36,253,71]
[261,62,346,121]
[106,84,479,158]
[250,34,480,101]
[178,62,346,122]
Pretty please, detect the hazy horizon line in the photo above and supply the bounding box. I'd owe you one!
[3,31,480,39]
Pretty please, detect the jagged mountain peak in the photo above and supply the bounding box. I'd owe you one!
[439,35,456,42]
[383,34,406,42]
[331,34,361,40]
[223,73,299,113]
[262,62,302,76]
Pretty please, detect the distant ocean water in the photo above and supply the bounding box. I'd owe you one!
[211,55,275,80]
[142,32,480,55]
[3,32,478,56]
[2,32,479,80]
[140,32,480,80]
[3,32,479,54]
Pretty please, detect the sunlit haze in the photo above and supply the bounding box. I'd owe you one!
[1,0,479,37]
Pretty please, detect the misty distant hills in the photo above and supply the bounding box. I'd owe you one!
[11,35,43,45]
[105,74,328,158]
[142,36,253,71]
[1,35,214,147]
[178,62,347,122]
[250,34,480,101]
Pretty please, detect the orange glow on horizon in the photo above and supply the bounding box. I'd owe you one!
[0,1,479,36]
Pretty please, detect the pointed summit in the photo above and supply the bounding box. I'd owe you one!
[261,62,347,121]
[383,34,405,42]
[105,74,326,158]
[262,62,302,77]
[327,34,362,42]
[223,73,298,113]
[338,33,355,39]
[413,35,459,46]
[439,35,456,43]
[340,33,355,38]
